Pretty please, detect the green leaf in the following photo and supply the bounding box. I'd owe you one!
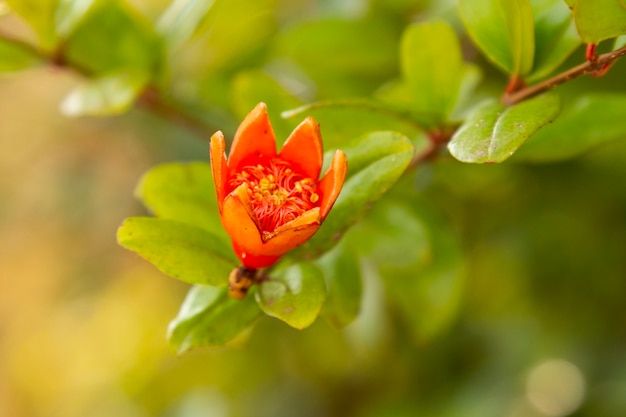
[0,38,43,72]
[277,17,397,97]
[296,131,415,257]
[256,262,326,330]
[60,70,148,116]
[5,0,58,51]
[117,217,237,286]
[317,242,362,329]
[279,17,397,76]
[505,0,536,76]
[369,197,464,343]
[178,0,276,75]
[514,94,626,162]
[569,0,626,43]
[448,92,561,164]
[157,0,215,48]
[134,162,227,241]
[168,285,261,353]
[282,99,426,149]
[373,80,442,129]
[55,0,99,38]
[449,64,483,120]
[459,0,535,76]
[63,0,162,74]
[400,21,464,122]
[529,0,581,82]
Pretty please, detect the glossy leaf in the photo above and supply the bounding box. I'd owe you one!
[60,71,148,117]
[569,0,626,43]
[134,162,226,241]
[5,0,58,51]
[448,92,561,164]
[117,217,237,286]
[295,131,415,257]
[459,0,535,76]
[0,38,43,72]
[282,99,425,149]
[529,0,581,82]
[168,285,261,353]
[504,0,536,76]
[317,243,362,329]
[55,0,99,38]
[256,262,326,330]
[157,0,215,48]
[63,0,162,74]
[400,21,463,123]
[514,94,626,162]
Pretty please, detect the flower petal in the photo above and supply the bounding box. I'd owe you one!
[231,241,281,269]
[222,185,321,259]
[278,116,323,179]
[221,184,264,252]
[210,131,228,212]
[318,150,348,219]
[228,102,277,176]
[261,208,321,255]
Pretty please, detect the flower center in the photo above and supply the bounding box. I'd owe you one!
[230,159,319,237]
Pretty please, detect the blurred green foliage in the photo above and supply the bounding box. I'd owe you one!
[2,0,626,417]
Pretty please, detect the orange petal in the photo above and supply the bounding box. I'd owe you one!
[260,208,321,255]
[210,131,228,212]
[222,186,321,259]
[228,102,277,175]
[221,184,264,253]
[278,116,323,179]
[231,241,281,269]
[318,150,347,219]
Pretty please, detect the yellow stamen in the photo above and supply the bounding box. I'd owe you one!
[229,158,321,234]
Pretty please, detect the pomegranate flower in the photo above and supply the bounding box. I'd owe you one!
[210,102,347,270]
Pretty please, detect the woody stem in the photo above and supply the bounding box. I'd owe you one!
[0,30,218,140]
[502,44,626,106]
[411,44,626,164]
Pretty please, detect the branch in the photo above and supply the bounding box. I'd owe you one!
[137,87,215,141]
[503,44,626,106]
[0,28,43,57]
[0,30,218,140]
[407,126,457,169]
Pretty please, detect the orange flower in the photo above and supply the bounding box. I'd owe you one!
[210,102,347,270]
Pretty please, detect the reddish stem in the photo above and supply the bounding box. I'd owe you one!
[503,44,626,106]
[505,75,525,94]
[585,43,597,62]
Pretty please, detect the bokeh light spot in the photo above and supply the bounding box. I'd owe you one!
[526,359,586,417]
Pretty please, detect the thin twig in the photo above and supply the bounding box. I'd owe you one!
[137,87,216,140]
[407,126,457,169]
[503,44,626,106]
[0,28,43,57]
[0,30,218,140]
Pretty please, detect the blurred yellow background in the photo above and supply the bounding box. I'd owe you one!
[4,1,626,417]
